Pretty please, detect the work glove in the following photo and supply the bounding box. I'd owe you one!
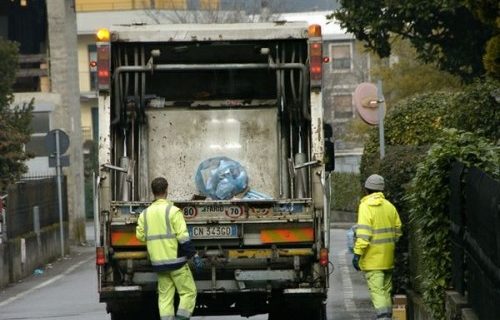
[193,254,204,273]
[352,254,361,271]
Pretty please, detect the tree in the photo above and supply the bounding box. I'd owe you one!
[331,0,497,81]
[0,39,33,192]
[371,39,463,107]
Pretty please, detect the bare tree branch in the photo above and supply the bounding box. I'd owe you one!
[142,0,284,24]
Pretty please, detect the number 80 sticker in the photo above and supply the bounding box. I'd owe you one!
[183,206,198,219]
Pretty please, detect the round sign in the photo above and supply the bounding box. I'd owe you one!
[353,82,385,125]
[45,129,70,154]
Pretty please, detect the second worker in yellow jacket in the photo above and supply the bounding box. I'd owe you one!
[352,174,402,320]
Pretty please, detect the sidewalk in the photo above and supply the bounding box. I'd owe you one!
[0,243,94,305]
[0,220,97,304]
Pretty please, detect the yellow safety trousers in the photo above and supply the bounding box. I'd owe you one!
[158,264,197,320]
[365,270,393,320]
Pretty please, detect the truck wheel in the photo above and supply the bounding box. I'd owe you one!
[110,312,127,320]
[310,302,327,320]
[268,301,326,320]
[110,311,149,320]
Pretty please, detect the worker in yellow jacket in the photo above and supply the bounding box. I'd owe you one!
[352,174,402,320]
[136,177,203,320]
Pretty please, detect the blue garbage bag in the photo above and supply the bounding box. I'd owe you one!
[195,157,248,200]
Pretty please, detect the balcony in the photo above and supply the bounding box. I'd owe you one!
[14,54,50,93]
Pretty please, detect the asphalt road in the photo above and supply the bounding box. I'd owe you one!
[0,225,374,320]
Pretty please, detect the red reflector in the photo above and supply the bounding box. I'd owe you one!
[319,248,329,266]
[311,66,321,73]
[96,247,106,265]
[98,70,109,77]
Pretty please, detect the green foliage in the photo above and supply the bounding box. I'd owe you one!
[332,0,495,81]
[378,145,429,293]
[483,35,500,79]
[360,91,455,181]
[405,130,500,318]
[0,39,18,110]
[444,78,500,143]
[330,172,362,212]
[0,39,33,192]
[383,93,454,146]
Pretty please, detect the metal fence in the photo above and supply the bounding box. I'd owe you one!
[449,163,500,318]
[5,177,68,239]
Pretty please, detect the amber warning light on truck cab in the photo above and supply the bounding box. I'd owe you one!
[308,24,323,88]
[96,28,110,42]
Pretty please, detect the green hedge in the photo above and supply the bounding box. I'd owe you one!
[360,91,455,183]
[406,130,500,318]
[330,172,362,212]
[379,145,429,293]
[444,78,500,143]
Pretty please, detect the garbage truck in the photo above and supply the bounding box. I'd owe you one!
[94,22,334,320]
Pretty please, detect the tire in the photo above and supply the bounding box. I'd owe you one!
[311,302,327,320]
[110,312,129,320]
[110,308,158,320]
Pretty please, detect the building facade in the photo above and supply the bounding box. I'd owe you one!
[1,0,86,242]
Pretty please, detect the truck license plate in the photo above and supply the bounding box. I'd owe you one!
[189,225,238,239]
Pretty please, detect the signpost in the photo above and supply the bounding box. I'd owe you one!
[46,129,70,257]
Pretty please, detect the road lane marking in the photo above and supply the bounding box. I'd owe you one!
[337,249,361,320]
[0,255,93,307]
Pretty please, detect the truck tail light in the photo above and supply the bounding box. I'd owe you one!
[96,43,111,91]
[319,248,329,266]
[96,246,106,265]
[308,24,323,88]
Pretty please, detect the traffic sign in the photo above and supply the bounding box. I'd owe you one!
[45,129,70,154]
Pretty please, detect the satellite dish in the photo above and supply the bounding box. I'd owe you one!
[353,82,385,125]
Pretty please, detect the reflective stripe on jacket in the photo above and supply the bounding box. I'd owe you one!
[354,192,402,271]
[136,199,195,272]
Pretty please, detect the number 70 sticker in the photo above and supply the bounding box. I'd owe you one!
[225,206,244,218]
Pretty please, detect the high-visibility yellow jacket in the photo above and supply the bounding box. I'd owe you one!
[354,192,402,271]
[136,199,195,272]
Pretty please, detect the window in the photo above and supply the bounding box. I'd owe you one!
[88,44,97,91]
[329,43,352,71]
[334,94,353,119]
[26,111,50,157]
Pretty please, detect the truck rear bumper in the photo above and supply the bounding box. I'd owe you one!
[100,286,326,317]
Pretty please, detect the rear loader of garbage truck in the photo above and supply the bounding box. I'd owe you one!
[94,22,334,320]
